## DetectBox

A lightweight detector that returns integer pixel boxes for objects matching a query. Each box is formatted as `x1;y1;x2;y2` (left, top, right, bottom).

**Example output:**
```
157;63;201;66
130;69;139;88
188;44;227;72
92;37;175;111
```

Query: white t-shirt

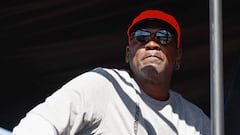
13;67;210;135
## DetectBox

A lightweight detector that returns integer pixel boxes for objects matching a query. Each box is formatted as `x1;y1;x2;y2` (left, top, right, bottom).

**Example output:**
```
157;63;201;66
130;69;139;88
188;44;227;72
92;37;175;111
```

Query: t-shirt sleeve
13;69;112;135
12;113;58;135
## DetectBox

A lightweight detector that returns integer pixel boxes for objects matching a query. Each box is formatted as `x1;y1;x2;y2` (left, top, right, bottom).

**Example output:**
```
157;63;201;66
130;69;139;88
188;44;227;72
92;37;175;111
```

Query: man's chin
141;65;163;76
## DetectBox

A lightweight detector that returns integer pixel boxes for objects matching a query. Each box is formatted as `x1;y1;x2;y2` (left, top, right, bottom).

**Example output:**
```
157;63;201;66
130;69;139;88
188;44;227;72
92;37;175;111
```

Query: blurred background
1;0;239;134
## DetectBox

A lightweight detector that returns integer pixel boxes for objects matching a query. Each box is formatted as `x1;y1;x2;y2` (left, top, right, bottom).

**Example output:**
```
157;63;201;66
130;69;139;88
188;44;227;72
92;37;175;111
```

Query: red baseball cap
127;10;181;48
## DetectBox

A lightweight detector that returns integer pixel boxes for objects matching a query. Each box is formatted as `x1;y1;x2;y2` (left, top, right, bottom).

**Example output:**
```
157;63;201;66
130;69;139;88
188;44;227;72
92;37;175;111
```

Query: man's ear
175;48;182;66
125;46;130;63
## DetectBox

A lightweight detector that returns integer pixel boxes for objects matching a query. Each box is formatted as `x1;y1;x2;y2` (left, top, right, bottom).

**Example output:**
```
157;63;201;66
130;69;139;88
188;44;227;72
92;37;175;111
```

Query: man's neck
137;79;170;101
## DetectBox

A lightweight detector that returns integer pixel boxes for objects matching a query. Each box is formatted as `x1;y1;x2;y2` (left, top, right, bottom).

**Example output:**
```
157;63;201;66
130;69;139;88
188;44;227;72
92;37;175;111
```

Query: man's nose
145;40;161;50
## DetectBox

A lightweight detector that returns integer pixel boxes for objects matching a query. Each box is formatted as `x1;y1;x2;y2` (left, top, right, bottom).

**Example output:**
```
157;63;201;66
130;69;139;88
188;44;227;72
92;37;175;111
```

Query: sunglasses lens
131;29;174;45
134;30;151;43
156;30;173;45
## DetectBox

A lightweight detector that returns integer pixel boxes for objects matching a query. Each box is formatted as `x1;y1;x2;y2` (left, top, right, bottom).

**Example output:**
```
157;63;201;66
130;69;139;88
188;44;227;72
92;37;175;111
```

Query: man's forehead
138;21;169;29
132;19;165;29
132;19;177;36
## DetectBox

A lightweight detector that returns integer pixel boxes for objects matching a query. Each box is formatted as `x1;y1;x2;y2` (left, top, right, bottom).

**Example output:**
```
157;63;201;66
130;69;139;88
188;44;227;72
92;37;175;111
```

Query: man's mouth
142;54;162;61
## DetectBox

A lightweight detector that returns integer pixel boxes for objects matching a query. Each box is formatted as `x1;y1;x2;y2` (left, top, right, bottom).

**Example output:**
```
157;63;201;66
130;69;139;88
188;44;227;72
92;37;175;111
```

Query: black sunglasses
131;29;175;45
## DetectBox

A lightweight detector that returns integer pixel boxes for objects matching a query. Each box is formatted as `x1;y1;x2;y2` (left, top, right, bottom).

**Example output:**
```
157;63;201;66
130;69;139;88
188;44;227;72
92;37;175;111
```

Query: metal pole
209;0;224;134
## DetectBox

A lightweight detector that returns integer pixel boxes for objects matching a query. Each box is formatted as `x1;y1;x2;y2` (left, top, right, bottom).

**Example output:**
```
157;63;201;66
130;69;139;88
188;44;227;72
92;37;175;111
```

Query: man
12;9;210;135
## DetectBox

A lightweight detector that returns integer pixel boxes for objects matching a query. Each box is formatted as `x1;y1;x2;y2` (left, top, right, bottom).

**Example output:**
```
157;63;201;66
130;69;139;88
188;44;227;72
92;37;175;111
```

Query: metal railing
209;0;224;134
